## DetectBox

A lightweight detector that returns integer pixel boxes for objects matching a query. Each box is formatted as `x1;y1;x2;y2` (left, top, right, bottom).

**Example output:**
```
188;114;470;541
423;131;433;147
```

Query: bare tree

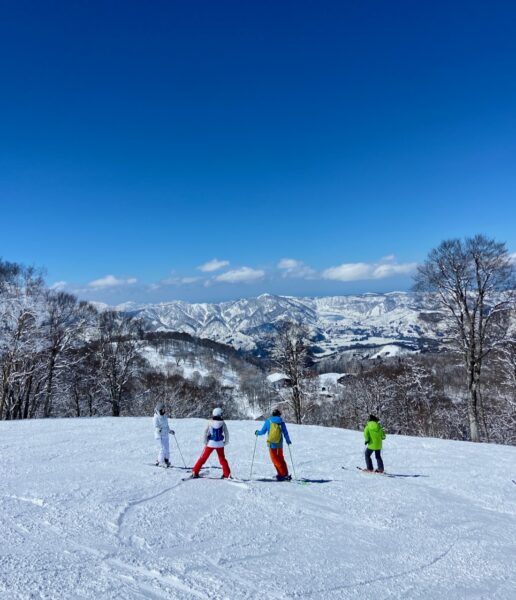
0;261;46;420
41;292;97;417
496;303;516;390
271;321;312;424
96;311;145;416
414;235;515;441
391;360;435;436
495;330;516;434
337;370;394;430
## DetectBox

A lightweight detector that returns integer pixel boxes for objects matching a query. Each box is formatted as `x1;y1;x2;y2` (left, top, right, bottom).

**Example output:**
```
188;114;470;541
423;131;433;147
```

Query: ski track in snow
288;540;457;598
113;479;187;544
1;418;516;599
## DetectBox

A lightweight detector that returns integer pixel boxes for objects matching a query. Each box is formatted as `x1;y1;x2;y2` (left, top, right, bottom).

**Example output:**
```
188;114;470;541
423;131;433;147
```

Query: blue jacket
256;416;291;449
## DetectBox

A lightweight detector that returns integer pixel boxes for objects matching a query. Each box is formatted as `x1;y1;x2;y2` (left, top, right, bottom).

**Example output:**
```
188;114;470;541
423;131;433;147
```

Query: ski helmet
212;407;223;417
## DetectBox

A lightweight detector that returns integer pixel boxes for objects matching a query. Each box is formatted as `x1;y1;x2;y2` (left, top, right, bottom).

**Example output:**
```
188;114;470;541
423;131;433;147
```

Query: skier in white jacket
191;407;231;478
153;401;175;467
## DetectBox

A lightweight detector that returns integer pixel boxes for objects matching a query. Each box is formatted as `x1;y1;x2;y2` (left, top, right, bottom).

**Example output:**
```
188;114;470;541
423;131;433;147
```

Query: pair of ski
181;473;311;485
150;463;190;471
181;473;239;482
342;466;423;479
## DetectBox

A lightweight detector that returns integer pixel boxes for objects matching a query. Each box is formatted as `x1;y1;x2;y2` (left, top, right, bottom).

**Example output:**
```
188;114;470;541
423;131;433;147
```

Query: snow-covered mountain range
117;292;447;358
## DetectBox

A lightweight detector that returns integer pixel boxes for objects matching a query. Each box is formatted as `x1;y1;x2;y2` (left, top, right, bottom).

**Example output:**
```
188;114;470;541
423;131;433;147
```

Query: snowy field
1;418;516;600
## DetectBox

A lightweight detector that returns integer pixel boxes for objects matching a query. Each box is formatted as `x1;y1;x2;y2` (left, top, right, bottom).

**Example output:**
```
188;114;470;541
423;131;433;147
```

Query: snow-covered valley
2;418;515;599
118;292;447;358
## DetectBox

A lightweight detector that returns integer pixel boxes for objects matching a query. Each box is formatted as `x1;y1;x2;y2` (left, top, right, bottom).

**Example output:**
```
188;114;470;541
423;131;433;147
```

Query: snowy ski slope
1;418;515;599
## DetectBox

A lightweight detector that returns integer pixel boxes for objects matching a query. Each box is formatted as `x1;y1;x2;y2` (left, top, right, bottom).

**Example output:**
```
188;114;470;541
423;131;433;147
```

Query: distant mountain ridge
116;292;447;359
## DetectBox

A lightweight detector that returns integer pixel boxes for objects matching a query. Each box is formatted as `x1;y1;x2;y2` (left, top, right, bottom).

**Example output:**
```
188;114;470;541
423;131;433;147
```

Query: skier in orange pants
255;408;292;481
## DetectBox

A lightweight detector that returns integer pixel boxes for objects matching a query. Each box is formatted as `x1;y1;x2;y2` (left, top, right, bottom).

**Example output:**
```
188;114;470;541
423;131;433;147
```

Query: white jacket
153;412;171;439
203;419;229;448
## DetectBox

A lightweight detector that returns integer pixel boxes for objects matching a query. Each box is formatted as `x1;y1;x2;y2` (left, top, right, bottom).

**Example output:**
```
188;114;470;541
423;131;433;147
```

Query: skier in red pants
191;407;231;478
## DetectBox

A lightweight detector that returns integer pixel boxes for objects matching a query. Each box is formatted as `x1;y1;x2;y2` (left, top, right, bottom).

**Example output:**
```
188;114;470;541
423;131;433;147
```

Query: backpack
267;421;283;445
209;424;224;443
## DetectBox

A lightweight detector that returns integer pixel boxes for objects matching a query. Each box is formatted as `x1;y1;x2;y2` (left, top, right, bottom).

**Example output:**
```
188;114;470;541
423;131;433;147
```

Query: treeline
308;351;516;445
263;322;514;445
2;233;515;446
0;260;269;421
266;234;515;445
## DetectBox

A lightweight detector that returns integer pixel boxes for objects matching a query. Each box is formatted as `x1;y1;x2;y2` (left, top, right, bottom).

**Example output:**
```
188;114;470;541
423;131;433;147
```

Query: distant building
266;372;292;389
317;373;349;398
267;371;350;399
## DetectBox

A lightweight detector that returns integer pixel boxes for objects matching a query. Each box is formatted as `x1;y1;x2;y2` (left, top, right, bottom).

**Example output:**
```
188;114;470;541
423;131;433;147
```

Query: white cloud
215;267;265;284
372;262;417;279
322;263;373;282
161;276;201;286
198;258;230;273
277;258;316;279
509;252;516;264
322;259;417;282
88;275;138;289
278;258;301;270
49;281;67;290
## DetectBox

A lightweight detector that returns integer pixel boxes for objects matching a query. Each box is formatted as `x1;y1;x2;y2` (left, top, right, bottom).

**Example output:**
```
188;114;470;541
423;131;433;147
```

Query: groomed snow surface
1;419;516;600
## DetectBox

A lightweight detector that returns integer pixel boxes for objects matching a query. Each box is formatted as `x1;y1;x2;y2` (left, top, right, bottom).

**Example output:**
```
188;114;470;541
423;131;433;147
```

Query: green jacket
364;421;386;450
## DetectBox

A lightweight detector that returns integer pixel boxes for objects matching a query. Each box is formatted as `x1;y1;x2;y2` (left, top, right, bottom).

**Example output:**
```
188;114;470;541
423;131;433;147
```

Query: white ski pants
156;434;170;464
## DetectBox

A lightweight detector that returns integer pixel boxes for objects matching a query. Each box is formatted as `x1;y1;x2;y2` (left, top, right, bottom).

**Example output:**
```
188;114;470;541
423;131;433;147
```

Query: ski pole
287;443;297;480
172;433;187;469
249;434;258;480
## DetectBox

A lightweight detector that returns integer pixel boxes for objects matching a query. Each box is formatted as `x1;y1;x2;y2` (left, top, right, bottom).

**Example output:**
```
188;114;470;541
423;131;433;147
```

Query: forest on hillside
2;236;515;445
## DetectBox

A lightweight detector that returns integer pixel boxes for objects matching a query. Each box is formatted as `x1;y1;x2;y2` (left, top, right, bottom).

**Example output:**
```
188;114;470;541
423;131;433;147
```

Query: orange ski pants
269;447;289;477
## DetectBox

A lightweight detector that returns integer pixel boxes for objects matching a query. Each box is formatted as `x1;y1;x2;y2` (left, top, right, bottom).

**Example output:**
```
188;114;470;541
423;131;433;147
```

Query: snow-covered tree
40;291;97;417
95;311;145;416
271;321;313;424
0;261;46;419
389;360;435;436
414;235;515;441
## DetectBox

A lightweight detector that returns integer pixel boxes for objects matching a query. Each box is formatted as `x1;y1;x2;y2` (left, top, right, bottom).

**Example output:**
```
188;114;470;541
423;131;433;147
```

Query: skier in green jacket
364;414;386;473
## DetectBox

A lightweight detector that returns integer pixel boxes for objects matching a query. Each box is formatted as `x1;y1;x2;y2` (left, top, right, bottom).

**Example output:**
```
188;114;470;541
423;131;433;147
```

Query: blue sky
1;1;515;304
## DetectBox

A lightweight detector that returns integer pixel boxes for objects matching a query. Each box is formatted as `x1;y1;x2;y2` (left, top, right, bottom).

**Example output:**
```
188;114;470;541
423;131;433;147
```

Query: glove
287;441;292;445
254;430;259;435
364;441;369;446
169;430;175;435
224;441;229;446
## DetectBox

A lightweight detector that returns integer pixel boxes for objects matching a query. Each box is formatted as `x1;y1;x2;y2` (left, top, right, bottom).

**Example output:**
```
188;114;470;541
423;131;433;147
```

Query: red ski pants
269;447;289;478
193;446;231;478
